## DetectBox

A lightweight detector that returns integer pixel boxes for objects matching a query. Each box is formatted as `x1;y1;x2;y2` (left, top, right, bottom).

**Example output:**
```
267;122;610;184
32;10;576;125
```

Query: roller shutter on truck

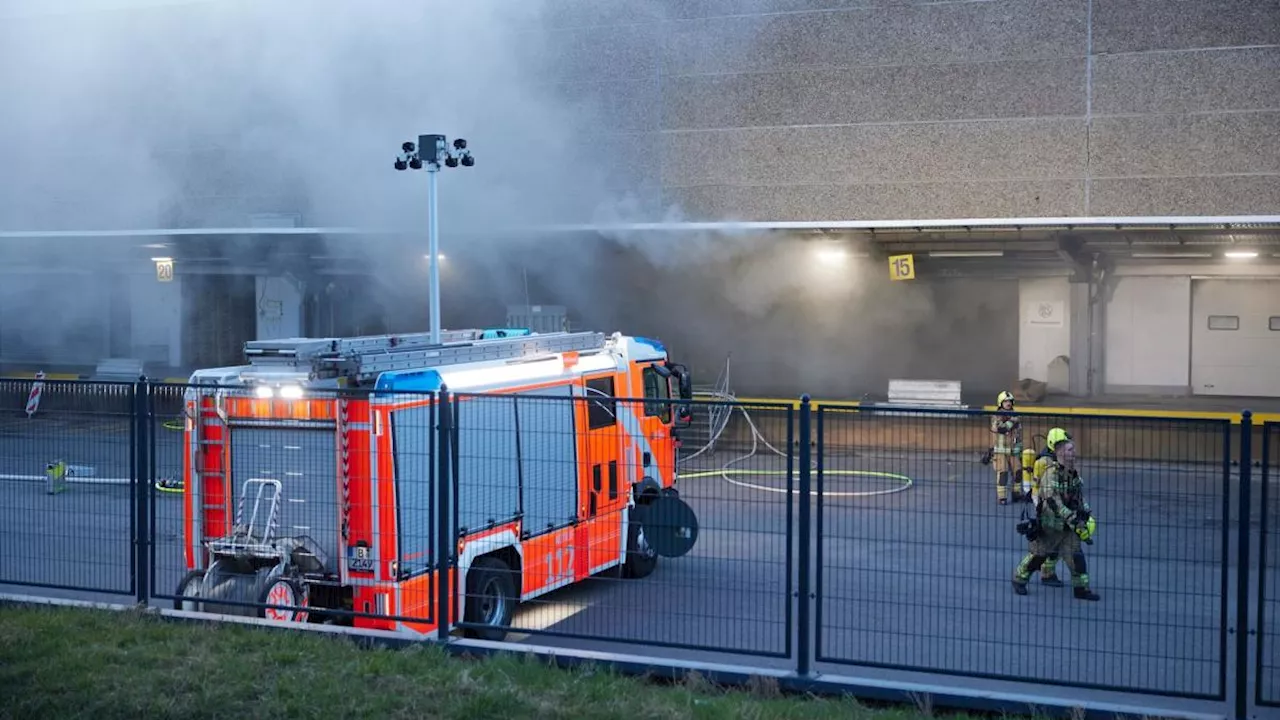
229;427;340;565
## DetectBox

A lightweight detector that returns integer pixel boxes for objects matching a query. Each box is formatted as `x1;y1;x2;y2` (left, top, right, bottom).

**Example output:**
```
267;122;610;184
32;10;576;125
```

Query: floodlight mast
394;134;475;345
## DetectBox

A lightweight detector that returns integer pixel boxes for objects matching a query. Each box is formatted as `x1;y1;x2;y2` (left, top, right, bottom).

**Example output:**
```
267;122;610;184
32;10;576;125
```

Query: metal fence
1262;421;1280;708
1;377;1275;718
814;405;1231;699
0;378;138;598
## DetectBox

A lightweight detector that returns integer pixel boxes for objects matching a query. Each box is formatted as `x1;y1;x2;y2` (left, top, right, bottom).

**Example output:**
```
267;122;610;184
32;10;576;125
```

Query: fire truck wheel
257;577;309;624
463;556;517;640
621;520;658;579
174;570;206;612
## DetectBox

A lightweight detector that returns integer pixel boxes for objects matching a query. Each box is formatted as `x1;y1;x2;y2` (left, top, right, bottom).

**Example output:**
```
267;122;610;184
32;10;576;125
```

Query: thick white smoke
0;0;979;397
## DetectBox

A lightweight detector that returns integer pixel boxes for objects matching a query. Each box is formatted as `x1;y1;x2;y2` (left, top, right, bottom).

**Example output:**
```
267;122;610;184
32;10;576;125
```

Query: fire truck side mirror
665;362;693;400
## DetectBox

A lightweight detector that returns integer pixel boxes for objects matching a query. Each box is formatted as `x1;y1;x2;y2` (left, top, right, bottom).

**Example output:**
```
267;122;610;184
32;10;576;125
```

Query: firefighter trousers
994;449;1032;501
1013;530;1087;588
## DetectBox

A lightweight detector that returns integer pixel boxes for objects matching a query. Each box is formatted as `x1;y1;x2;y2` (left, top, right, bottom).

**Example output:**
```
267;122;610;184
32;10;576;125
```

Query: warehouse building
0;0;1276;401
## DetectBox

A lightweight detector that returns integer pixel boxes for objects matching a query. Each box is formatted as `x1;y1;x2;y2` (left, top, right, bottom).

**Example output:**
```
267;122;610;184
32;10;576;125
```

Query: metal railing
1261;421;1279;708
0;377;1275;719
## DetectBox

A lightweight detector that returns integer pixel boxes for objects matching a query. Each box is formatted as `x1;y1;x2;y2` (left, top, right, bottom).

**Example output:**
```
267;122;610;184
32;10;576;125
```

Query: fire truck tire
463;556;518;641
257;577;309;624
621;520;658;579
174;570;206;612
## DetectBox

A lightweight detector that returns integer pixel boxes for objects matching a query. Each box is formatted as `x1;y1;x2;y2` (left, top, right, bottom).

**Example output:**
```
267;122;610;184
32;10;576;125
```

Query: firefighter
989;391;1026;504
1032;427;1072;504
1012;438;1100;600
1026;426;1072;586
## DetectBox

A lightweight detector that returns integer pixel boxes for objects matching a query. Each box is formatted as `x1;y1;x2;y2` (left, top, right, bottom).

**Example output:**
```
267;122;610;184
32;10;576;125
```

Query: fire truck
172;328;698;640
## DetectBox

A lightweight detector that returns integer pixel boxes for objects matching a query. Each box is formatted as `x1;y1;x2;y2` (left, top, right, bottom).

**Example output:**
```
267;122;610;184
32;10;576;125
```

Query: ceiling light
1224;250;1258;259
1131;252;1213;259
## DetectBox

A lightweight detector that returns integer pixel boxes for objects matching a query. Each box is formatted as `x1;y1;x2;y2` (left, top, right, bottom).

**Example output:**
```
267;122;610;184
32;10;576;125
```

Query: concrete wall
536;0;1280;221
1018;277;1071;391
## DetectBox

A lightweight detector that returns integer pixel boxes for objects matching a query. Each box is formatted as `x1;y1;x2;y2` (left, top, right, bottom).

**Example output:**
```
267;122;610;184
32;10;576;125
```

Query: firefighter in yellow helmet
1013;438;1100;600
1026;426;1072;586
1032;427;1073;504
989;391;1028;504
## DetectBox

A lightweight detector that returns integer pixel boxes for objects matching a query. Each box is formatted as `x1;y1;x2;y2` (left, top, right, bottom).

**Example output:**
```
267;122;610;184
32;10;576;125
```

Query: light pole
395;134;475;344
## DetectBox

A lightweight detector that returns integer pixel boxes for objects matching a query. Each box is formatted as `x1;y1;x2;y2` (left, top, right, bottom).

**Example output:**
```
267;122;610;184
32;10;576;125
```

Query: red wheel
257;577;309;623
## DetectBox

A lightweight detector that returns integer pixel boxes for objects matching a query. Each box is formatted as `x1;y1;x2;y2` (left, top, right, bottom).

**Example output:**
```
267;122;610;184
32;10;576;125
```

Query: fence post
797;394;813;677
436;387;453;643
134;377;152;606
1236;409;1252;720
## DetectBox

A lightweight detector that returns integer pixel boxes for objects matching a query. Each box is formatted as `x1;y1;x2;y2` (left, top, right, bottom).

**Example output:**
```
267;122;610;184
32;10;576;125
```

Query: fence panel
450;391;795;659
1260;421;1280;707
148;383;438;629
815;404;1231;699
0;378;137;597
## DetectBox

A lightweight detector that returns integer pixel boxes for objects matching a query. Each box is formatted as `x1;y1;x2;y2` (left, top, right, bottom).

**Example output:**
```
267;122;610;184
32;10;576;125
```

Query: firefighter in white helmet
989;391;1027;504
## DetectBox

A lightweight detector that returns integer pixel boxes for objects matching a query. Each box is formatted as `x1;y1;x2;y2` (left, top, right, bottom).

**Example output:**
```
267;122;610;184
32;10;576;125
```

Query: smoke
0;0;1001;397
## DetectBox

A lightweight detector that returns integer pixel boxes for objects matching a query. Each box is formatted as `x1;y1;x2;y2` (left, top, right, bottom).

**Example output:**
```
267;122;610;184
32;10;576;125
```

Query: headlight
279;385;304;399
254;385;274;399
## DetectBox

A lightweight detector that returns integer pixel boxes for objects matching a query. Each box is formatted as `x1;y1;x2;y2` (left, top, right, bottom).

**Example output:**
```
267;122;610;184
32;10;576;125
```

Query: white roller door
1190;279;1280;397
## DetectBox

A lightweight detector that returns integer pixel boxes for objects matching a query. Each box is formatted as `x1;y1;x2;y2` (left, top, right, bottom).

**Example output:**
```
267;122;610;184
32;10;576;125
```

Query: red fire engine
172;328;698;639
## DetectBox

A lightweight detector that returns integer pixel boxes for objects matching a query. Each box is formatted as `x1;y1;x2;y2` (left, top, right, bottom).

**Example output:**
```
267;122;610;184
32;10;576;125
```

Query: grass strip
0;603;979;720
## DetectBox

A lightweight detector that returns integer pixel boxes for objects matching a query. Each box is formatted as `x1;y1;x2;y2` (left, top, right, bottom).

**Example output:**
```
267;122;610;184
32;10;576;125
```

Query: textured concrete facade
533;0;1280;221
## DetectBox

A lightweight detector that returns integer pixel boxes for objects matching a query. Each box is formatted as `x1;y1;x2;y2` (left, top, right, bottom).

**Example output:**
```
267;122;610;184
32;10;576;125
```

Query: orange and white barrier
25;371;45;418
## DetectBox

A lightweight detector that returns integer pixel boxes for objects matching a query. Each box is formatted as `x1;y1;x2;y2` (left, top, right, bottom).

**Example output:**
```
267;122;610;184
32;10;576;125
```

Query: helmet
1046;427;1072;450
996;391;1014;406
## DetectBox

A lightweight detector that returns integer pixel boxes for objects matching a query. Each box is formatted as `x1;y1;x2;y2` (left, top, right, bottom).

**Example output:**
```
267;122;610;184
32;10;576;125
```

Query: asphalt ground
0;413;1276;704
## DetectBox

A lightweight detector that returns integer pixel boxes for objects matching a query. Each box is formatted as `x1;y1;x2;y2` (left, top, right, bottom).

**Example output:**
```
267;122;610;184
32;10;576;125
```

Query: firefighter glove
1074;515;1097;542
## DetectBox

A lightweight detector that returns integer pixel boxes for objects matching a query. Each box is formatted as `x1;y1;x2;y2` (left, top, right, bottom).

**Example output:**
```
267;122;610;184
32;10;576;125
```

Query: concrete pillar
1067;279;1092;397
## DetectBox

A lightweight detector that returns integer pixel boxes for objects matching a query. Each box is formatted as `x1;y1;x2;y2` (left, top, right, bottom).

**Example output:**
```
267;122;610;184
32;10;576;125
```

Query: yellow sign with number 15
888;254;915;281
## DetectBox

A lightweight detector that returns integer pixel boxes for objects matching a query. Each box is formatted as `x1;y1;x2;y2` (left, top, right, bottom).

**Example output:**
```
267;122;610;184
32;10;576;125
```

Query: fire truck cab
173;327;697;640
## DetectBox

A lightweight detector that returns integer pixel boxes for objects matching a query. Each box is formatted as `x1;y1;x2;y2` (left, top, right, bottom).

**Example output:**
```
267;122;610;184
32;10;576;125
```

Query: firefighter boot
997;471;1009;505
1040;554;1063;586
1074;587;1100;601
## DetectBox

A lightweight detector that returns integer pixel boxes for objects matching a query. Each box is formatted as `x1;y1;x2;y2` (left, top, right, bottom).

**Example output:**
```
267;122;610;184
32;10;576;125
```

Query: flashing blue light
480;328;531;339
632;336;667;356
374;368;444;394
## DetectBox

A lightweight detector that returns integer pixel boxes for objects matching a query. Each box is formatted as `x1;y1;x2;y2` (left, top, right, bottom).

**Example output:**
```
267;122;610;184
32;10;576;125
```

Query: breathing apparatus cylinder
1020;447;1036;479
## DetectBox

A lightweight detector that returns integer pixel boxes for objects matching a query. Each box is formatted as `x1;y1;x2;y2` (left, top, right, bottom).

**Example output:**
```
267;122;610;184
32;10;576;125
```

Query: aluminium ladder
241;329;611;385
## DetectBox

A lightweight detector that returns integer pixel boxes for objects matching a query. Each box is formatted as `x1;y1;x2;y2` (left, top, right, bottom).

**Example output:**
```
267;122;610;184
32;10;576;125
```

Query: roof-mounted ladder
241;329;611;384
